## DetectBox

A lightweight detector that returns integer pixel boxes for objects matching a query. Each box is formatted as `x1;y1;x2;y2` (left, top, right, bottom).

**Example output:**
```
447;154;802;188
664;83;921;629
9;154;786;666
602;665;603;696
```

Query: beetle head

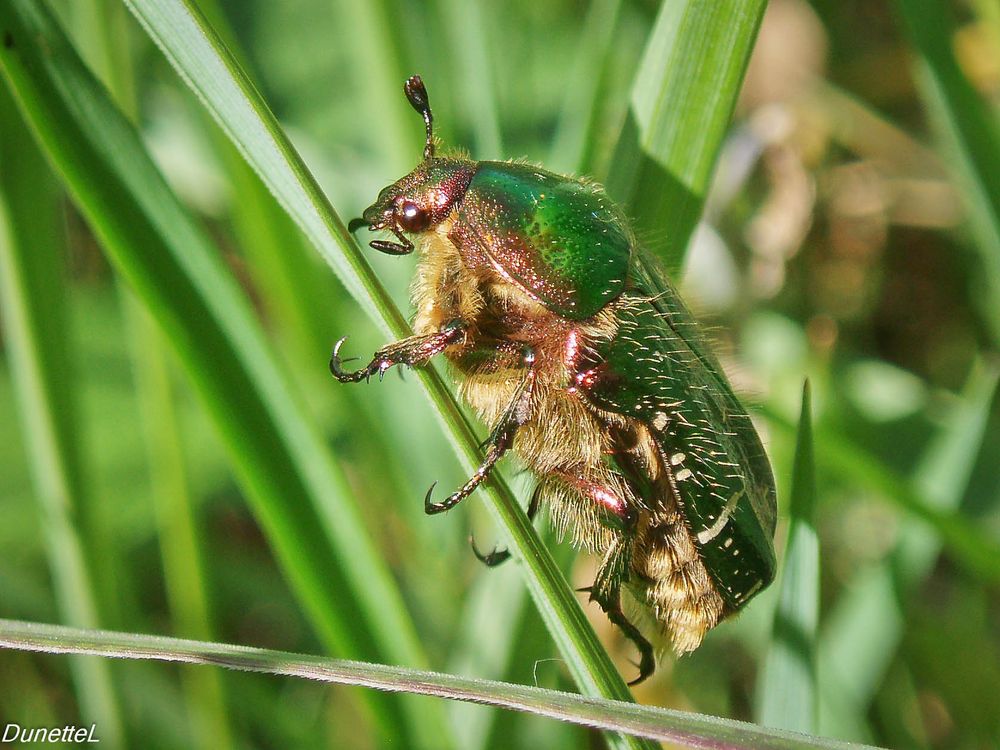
349;75;475;255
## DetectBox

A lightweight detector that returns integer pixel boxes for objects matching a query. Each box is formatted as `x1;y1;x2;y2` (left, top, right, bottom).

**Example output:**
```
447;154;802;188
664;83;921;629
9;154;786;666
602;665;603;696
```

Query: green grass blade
189;1;421;538
121;3;655;746
758;382;819;733
762;405;1000;587
446;576;527;747
817;361;1000;740
446;546;532;748
68;2;234;745
330;0;414;171
436;0;502;157
0;2;442;744
128;302;235;750
202;114;339;373
606;0;766;271
0;95;124;747
894;0;1000;344
123;0;390;330
970;0;1000;55
548;0;624;174
0;618;889;750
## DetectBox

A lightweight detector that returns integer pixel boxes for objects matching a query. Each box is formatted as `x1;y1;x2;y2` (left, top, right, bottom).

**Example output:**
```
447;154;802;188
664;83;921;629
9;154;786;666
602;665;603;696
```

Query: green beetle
334;75;776;684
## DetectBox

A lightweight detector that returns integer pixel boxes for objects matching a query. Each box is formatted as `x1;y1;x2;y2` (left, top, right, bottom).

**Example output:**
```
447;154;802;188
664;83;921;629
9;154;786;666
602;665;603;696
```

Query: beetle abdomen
633;511;725;652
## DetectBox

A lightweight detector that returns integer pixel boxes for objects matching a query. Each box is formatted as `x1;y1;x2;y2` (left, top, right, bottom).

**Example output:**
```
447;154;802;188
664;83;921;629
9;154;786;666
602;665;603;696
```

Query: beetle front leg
330;319;465;383
424;349;537;514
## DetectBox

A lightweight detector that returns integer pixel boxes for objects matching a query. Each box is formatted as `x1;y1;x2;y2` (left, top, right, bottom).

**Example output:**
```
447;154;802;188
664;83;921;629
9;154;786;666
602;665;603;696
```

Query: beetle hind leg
590;535;656;686
601;592;656;686
551;474;654;685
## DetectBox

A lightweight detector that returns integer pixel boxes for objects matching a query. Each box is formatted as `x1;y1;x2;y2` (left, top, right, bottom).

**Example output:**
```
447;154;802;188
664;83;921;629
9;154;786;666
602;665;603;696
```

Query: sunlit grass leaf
70;3;234;745
446;562;531;749
0;1;441;743
606;0;766;272
437;0;502;157
758;381;819;733
328;0;414;172
0;618;887;750
129;304;235;750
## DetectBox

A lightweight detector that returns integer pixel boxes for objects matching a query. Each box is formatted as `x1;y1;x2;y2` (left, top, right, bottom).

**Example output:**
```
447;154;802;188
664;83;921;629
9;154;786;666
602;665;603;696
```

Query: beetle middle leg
330;319;465;382
424;348;537;515
470;485;541;567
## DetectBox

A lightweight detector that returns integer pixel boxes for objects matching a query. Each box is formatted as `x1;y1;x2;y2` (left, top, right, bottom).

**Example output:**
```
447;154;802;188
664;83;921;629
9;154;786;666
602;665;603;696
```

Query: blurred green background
1;0;999;748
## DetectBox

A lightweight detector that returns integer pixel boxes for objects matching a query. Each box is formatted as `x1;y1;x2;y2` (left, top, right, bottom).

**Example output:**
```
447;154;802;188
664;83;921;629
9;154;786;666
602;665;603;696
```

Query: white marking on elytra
670;452;685;466
696;490;744;545
743;580;764;599
675;468;693;482
652;411;669;431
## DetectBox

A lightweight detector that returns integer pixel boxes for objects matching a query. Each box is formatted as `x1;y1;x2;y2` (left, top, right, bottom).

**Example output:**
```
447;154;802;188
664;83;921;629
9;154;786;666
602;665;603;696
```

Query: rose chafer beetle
334;75;777;684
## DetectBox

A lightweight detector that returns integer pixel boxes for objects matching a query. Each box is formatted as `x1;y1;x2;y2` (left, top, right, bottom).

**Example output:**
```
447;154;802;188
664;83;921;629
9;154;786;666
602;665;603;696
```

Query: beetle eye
397;200;430;232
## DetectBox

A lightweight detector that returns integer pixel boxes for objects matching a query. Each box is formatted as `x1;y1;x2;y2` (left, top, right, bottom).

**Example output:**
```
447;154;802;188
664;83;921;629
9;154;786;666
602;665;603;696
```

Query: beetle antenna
404;75;434;160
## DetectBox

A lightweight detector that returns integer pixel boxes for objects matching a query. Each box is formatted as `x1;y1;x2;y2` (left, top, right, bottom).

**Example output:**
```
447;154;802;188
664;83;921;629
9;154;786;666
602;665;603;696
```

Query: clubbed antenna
404;75;434;160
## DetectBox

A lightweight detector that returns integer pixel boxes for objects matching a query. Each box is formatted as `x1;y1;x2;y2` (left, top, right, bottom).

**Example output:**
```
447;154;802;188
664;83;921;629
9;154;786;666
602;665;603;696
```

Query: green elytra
588;262;777;609
338;75;777;678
